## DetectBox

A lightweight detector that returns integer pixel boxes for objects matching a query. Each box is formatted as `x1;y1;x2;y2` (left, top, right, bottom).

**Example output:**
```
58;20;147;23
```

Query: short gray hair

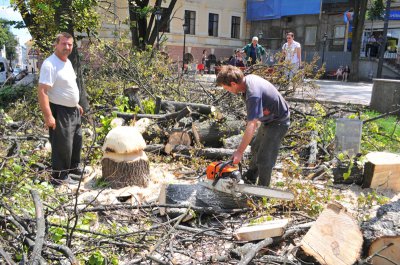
252;36;259;42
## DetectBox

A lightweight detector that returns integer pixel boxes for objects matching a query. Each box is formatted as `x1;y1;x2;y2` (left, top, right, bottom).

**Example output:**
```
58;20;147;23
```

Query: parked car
0;56;12;85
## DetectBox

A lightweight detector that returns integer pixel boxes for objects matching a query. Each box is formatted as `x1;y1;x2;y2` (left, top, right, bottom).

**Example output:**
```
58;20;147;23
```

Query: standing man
216;65;290;187
282;32;301;79
38;32;84;185
242;36;266;66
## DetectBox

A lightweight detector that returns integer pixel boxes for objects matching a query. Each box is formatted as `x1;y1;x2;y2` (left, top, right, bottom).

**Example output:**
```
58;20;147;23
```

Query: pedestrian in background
242;36;266;66
38;32;85;186
343;65;350;82
229;49;245;67
282;32;301;79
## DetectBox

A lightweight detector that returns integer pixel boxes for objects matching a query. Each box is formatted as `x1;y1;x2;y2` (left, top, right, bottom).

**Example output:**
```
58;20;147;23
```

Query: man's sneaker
68;167;90;181
51;176;79;186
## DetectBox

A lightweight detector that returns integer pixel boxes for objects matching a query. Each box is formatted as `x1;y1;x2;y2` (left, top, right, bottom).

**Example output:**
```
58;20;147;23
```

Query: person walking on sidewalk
216;65;290;186
38;32;85;186
282;32;302;80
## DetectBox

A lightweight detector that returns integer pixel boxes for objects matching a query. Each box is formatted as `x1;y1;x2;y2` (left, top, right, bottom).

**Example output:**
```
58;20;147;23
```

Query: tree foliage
0;19;18;62
367;0;385;20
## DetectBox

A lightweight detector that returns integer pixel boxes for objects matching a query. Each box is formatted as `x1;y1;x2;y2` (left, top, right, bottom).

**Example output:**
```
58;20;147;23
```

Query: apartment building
97;0;249;66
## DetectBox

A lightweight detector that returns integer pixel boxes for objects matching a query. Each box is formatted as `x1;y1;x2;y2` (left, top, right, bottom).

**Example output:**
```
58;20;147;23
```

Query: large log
115;106;192;123
145;144;250;160
363;152;400;191
361;199;400;265
301;202;363;265
193;119;245;147
159;183;248;216
160;100;216;115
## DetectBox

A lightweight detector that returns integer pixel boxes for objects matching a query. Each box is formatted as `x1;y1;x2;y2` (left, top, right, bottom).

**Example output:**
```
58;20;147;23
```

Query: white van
0;57;11;84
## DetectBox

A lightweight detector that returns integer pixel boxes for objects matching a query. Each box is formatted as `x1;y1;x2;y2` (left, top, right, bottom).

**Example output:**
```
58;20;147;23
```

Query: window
304;26;317;45
160;8;170;33
231;16;240;39
334;25;346;45
185;10;196;35
208;13;219;37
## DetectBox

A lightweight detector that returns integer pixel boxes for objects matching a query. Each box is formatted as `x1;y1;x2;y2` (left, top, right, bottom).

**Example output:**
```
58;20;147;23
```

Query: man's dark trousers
245;120;289;186
49;103;82;180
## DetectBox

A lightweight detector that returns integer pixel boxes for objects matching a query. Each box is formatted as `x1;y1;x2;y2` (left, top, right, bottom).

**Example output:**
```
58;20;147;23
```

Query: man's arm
38;83;56;129
232;119;259;164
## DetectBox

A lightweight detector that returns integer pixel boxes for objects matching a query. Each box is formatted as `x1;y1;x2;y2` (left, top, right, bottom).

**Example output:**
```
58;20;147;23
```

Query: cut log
193;120;245;147
361;199;400;264
158;183;248;215
301;202;363;265
160;100;216;115
164;131;192;154
234;219;289;241
368;236;400;265
363;152;400;191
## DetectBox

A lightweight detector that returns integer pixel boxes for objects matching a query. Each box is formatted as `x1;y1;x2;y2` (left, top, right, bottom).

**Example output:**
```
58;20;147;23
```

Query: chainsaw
199;160;294;200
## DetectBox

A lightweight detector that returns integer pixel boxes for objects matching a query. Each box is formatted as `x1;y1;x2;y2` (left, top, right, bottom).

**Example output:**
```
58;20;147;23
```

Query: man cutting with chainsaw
216;65;290;187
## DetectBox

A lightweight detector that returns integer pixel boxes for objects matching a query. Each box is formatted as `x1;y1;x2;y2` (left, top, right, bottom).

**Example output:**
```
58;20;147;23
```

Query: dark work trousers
49;103;82;180
246;120;289;186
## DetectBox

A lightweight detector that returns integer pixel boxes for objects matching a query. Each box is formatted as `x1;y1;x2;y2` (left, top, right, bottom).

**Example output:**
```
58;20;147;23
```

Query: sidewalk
304;80;373;106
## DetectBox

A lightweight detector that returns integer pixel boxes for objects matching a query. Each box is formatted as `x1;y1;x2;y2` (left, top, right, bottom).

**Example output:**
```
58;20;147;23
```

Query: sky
0;0;32;46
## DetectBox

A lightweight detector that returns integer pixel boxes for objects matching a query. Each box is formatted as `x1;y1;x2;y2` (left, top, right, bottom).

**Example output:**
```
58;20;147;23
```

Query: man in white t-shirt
282;32;302;79
38;32;84;186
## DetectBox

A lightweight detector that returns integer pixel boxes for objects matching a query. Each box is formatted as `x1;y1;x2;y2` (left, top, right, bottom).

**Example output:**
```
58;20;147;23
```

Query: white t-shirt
282;41;301;65
39;53;79;107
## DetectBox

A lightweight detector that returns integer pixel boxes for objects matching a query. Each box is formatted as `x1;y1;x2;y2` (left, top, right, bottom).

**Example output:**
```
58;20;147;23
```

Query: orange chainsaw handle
211;160;242;186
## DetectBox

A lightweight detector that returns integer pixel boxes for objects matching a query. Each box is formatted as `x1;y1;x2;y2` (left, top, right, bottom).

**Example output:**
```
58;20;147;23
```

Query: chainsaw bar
199;178;294;201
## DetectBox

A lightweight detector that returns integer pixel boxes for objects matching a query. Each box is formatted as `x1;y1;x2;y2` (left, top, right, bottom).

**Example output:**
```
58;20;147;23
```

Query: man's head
216;65;245;94
252;36;258;46
54;32;74;60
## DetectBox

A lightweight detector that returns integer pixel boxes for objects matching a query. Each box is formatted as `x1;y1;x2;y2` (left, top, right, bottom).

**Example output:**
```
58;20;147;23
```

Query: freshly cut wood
158;183;247;215
301;202;363;265
193;120;245;147
234;219;289;241
363;152;400;191
361;199;400;262
368;236;400;265
160;100;216;115
164;131;192;154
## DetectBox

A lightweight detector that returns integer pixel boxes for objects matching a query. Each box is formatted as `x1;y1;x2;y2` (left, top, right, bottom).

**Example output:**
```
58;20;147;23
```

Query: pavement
303;80;373;106
197;74;373;106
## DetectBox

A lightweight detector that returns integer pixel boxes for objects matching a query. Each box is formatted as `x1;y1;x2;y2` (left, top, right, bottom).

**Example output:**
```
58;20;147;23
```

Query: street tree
0;19;18;66
350;0;368;82
128;0;177;49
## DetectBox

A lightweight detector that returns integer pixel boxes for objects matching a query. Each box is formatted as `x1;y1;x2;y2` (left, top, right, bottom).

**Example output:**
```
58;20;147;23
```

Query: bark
193;119;245;147
101;158;150;188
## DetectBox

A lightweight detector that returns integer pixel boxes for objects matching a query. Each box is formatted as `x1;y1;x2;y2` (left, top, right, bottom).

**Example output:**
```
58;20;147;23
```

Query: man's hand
45;115;56;130
77;104;84;115
232;150;244;164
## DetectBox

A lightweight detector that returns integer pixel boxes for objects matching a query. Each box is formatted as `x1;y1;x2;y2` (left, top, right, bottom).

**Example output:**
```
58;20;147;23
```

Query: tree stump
102;126;150;188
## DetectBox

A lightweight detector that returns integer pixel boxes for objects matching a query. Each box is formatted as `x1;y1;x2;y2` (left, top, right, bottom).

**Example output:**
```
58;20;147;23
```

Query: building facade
97;0;250;67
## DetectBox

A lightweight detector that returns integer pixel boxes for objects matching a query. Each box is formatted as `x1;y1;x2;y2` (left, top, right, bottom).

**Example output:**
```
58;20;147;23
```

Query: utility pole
377;0;391;78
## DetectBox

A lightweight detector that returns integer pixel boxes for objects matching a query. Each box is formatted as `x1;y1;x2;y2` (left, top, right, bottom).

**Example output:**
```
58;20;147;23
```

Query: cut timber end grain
368;236;400;265
363;152;400;192
301;202;363;265
234;219;289;241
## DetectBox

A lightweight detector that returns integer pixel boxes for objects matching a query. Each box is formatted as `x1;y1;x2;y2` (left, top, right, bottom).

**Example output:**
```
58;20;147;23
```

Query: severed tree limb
0;245;16;265
44;242;78;265
116;106;192;123
160;100;215;115
237;238;274;265
146;208;191;263
29;190;46;265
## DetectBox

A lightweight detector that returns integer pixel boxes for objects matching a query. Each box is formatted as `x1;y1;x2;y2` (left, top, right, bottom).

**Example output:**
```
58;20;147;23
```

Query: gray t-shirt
244;74;289;123
39;53;79;107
